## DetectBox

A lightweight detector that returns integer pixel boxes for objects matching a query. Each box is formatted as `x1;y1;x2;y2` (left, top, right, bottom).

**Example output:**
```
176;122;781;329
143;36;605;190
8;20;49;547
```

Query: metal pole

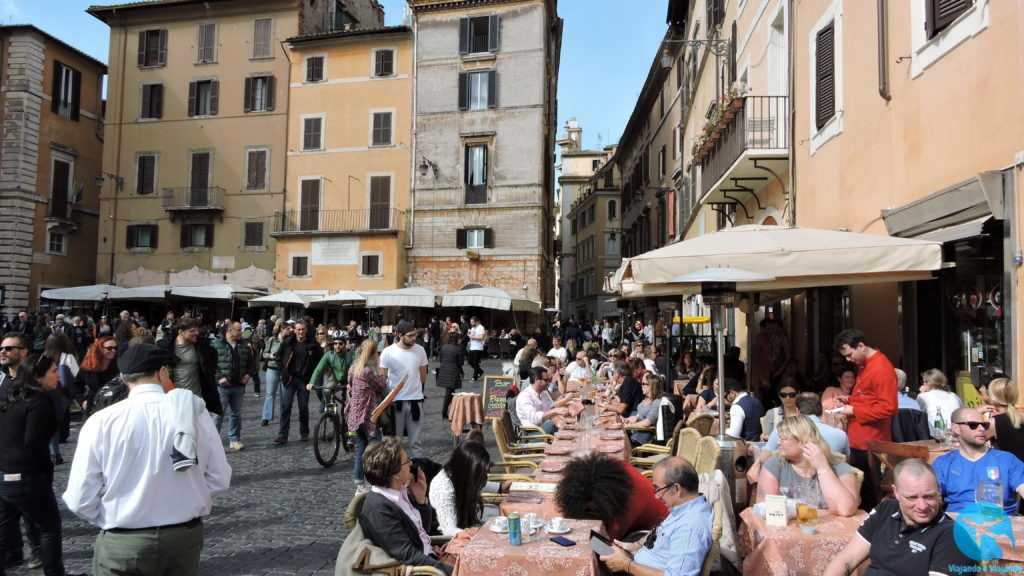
715;305;727;427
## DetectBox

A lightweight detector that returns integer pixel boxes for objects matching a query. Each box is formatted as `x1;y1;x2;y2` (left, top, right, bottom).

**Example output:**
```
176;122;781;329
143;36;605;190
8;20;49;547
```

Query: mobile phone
551;536;575;547
588;529;614;555
409;463;420;478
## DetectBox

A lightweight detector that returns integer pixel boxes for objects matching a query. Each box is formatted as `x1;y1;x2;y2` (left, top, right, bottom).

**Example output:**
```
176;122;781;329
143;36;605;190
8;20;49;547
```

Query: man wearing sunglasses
933;407;1024;514
598;457;712;576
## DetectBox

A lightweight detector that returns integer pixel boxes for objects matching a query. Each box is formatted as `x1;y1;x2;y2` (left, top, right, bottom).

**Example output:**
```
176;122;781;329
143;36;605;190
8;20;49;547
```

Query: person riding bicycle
307;331;354;446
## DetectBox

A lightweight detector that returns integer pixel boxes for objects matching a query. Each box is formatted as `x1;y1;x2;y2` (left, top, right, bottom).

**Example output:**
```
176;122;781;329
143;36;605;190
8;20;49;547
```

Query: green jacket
309;349;352;389
262;337;284;370
211;337;256;386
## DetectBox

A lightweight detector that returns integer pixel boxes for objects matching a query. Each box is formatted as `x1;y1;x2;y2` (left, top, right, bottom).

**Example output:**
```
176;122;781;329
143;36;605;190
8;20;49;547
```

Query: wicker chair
676;427;702;463
693;436;721;476
699;500;724;576
687;412;715;437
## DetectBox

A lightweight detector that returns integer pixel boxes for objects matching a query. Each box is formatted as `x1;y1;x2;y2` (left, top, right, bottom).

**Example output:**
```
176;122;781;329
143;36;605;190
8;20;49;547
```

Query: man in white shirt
725;378;765;441
379;320;429;458
63;344;231;576
517;366;575;434
565;350;592;381
547;337;568;362
466;317;487;382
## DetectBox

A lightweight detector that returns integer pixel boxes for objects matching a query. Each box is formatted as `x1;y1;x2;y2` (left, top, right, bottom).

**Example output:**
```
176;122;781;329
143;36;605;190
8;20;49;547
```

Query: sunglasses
0;346;25;352
779;392;797;398
955;421;990;431
102;345;118;351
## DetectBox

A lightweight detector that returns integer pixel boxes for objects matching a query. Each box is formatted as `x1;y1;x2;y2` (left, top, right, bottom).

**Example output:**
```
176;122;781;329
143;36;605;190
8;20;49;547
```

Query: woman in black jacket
0;354;74;575
436;332;464;420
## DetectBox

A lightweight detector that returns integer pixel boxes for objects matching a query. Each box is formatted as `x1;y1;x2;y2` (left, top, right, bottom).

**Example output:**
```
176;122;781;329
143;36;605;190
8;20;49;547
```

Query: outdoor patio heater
670;268;775;510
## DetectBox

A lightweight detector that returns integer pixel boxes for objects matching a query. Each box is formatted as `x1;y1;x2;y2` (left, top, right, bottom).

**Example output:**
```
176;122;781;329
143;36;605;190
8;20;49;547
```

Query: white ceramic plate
545;524;570;534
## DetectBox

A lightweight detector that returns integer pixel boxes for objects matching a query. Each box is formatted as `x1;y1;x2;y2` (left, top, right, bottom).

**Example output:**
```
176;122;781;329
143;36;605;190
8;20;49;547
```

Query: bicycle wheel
339;413;353;452
314;414;341;467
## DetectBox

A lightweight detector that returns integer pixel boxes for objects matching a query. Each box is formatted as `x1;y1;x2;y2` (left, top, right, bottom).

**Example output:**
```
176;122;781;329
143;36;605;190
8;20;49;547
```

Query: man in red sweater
835;328;898;511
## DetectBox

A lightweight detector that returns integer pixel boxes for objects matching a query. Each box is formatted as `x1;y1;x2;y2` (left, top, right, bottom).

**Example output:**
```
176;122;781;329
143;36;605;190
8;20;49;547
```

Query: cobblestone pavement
10;357;509;576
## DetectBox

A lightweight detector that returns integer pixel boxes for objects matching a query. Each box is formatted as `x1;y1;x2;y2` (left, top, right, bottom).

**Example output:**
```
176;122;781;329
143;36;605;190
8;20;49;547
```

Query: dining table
947;512;1024;566
738;506;870;576
448;392;484;437
450;517;606;576
901;438;954;463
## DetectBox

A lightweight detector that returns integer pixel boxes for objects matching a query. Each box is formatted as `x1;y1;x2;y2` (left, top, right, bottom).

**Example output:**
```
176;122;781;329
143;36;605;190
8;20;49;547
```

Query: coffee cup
551;517;564;530
494;516;509;530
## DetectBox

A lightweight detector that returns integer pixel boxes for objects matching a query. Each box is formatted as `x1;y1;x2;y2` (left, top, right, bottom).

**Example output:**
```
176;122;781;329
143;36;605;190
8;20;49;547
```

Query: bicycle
313;381;353;467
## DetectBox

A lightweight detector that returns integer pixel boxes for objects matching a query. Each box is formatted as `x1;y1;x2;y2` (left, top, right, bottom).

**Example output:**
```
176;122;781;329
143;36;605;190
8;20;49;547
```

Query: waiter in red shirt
835;328;897;511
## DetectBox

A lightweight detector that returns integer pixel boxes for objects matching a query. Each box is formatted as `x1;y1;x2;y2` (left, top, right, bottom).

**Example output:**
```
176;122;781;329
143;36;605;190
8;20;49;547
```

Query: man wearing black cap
379;320;428;458
63;344;231;576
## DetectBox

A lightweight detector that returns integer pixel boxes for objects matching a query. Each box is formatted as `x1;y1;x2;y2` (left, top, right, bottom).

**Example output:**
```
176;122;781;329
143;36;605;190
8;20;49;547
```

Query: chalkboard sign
483;375;516;419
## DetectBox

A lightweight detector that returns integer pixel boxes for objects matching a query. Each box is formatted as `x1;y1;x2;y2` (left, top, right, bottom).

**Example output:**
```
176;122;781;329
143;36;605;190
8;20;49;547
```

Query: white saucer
531;520;545;529
545;524;570;534
489;524;509;533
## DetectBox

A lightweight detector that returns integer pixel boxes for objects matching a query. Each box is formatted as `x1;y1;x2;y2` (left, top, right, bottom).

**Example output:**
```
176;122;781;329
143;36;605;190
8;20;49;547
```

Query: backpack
92;376;130;413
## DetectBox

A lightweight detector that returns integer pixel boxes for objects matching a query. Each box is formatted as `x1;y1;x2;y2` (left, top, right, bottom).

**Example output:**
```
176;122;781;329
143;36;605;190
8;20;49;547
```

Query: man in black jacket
273;320;323;445
157;319;222;415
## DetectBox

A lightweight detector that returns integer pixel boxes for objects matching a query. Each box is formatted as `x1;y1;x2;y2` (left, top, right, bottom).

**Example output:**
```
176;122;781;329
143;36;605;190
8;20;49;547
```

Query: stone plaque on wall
313;237;358;265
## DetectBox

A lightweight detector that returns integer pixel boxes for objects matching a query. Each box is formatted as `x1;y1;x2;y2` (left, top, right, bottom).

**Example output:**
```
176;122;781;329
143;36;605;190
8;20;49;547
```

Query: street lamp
418;157;438;177
95;172;124;191
660;37;732;70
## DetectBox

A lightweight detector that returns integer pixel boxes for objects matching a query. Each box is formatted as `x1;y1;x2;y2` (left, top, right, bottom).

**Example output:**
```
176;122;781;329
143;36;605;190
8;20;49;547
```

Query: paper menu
765;495;788;528
509;481;558;493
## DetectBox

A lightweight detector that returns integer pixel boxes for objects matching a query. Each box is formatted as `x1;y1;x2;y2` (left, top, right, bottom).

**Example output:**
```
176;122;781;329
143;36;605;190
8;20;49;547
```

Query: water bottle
934;411;946;439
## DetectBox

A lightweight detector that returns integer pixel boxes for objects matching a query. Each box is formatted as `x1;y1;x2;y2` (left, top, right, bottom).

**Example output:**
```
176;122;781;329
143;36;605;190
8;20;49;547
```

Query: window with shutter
466;229;485;249
302;117;323;150
369;176;391;229
246;75;274;112
374;49;394;76
306;56;324;82
455;229;467;249
243;221;264;247
51;62;79;120
191;80;217;116
300;179;321;231
141;83;163;119
360;255;380;276
465;145;487;204
291;256;309;277
246;149;267;190
459;15;500;55
371;112;392;146
138;30;167;67
253;19;272;58
463;71;492;110
137;155;157;195
926;0;974;39
814;22;835;131
197;23;217;63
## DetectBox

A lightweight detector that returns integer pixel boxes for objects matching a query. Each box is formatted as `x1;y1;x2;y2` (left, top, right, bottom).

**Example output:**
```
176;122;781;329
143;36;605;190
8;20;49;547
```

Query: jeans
0;475;65;576
250;370;261;395
278;380;310;439
262;369;280;421
394;401;424;458
212;386;245;442
353;424;382;484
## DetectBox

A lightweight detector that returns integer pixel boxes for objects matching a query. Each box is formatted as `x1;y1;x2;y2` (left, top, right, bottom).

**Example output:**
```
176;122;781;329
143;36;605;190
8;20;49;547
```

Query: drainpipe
787;0;796;226
405;12;418;286
877;0;891;101
109;16;129;284
278;39;292;285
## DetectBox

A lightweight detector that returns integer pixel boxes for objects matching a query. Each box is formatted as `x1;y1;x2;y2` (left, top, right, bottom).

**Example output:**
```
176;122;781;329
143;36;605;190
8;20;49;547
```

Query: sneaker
27;553;41;569
253;393;261;398
229;441;245;451
355;484;369;494
261;420;269;427
273;436;287;445
50;454;64;465
300;435;310;442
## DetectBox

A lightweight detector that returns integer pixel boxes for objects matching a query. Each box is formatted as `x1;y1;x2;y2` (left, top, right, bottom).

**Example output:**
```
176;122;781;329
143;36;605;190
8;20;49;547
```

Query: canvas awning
40;284;116;301
169;284;266;301
247;290;327;307
365;287;441;308
107;285;171;301
308;290;369;309
618;224;944;298
442;286;541;313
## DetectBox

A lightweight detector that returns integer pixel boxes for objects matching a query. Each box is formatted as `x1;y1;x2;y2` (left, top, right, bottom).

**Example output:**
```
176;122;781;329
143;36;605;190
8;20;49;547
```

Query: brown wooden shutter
265;76;275;110
484;228;494;248
300;179;320;230
204;224;214;247
70;69;81;120
488;15;500;52
459;18;470;54
243;77;253;112
51;64;60;113
141;85;151;118
815;22;835;131
209;81;219;115
180;225;190;248
487;70;497;108
926;0;972;38
126;225;137;249
149;225;159;249
456;229;467;249
153;84;163;118
138;155;155;195
158;30;168;65
138;32;147;66
188;81;197;116
458;72;468;110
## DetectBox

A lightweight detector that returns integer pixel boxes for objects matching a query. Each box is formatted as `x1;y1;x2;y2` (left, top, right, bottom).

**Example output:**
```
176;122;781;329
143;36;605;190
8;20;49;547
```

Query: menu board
483;375;516;419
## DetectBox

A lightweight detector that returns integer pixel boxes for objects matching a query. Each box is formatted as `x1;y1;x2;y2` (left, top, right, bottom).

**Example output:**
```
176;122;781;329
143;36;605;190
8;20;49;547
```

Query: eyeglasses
102;345;118;351
779;392;797;398
0;346;25;352
955;420;990;431
652;483;674;497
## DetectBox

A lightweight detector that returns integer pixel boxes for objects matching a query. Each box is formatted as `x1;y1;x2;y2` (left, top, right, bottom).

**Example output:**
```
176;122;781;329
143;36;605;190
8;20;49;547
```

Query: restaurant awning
247;290;327;307
442;286;541;313
617;224;944;298
107;285;172;301
169;284;266;301
40;284;117;301
365;287;441;308
308;290;370;309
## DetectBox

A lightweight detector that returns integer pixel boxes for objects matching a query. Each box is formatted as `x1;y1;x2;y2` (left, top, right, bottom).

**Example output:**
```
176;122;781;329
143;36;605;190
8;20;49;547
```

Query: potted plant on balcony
466;250;481;261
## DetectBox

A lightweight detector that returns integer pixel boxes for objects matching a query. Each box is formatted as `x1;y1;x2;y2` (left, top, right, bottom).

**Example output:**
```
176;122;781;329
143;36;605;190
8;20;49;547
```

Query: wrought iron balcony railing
272;208;407;234
162;187;226;212
699;95;789;197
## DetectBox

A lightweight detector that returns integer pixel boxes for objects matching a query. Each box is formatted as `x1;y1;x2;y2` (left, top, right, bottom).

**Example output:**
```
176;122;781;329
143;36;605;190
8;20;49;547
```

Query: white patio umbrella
441;286;541;314
618;224;944;298
247;290;325;307
169;284;266;301
40;284;116;301
365;287;441;308
106;285;171;301
308;290;369;309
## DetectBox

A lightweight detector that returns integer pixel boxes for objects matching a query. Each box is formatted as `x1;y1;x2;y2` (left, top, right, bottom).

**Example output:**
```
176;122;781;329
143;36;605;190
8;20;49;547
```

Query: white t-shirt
379;343;428;401
468;325;486;351
547;346;567;362
917;389;965;437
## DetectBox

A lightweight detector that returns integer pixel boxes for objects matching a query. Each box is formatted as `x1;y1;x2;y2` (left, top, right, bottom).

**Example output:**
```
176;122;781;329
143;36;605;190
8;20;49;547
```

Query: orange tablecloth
948;512;1024;566
449;393;484;436
901;439;954;464
452;517;604;576
738;507;869;576
500;490;560;518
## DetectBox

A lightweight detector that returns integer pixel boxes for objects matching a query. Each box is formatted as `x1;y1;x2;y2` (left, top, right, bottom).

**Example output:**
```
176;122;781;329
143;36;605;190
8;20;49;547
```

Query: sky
10;0;671;151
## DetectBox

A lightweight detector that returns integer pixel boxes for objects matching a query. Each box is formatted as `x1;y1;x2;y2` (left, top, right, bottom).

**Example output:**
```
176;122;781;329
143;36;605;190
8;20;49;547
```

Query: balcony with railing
270;208;407;236
45;198;78;233
162;187;226;217
696;95;790;200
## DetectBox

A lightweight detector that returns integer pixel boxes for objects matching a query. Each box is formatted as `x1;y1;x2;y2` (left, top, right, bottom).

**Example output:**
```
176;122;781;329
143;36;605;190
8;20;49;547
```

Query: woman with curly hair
554;453;667;540
74;336;119;415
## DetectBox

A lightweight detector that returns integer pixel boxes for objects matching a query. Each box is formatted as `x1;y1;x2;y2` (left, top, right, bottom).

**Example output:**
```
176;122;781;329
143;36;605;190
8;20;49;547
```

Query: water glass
975;480;1003;507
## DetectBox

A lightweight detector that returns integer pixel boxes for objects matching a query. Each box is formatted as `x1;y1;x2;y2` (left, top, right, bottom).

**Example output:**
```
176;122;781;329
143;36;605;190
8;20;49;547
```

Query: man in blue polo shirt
933;407;1024;514
824;459;974;576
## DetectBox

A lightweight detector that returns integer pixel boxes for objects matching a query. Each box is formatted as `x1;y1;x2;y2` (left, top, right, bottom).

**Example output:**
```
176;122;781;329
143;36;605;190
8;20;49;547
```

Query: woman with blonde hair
756;415;860;516
626;372;662;445
346;339;387;492
987;377;1024;460
916;368;964;438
